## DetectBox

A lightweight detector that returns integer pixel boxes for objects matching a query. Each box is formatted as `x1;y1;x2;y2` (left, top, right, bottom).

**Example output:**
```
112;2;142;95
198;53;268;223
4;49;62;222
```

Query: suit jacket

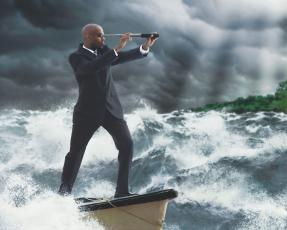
69;43;148;122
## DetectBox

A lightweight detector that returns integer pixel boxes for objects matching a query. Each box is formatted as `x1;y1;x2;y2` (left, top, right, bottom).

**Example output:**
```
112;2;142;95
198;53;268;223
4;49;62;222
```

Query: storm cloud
1;0;287;113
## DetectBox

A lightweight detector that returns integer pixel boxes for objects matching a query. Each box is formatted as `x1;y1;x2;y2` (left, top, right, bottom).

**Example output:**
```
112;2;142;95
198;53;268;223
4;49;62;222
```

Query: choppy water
0;106;287;230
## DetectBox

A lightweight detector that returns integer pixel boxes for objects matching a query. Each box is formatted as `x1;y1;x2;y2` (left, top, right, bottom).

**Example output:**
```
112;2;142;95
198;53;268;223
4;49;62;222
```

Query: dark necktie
91;47;104;56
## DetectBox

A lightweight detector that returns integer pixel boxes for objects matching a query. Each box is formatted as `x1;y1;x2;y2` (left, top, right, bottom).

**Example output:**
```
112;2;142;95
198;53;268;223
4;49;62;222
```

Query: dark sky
1;0;287;113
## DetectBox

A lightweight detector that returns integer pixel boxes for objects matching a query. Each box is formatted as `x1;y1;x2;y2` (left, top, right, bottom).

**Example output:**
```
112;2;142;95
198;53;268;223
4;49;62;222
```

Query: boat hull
76;189;178;230
83;200;168;230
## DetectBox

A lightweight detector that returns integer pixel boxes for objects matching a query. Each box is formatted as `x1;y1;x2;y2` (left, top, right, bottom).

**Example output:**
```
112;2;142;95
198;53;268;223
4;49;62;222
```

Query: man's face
89;27;105;48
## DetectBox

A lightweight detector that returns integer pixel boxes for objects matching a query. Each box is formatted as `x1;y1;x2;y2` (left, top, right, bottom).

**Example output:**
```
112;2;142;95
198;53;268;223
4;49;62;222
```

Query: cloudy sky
1;0;287;113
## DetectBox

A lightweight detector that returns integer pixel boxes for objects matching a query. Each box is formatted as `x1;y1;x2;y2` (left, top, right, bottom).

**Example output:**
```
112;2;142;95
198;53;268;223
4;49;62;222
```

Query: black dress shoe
114;192;139;198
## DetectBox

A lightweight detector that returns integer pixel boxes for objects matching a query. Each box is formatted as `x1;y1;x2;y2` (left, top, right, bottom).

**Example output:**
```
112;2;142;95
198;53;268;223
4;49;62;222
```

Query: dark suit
59;43;148;195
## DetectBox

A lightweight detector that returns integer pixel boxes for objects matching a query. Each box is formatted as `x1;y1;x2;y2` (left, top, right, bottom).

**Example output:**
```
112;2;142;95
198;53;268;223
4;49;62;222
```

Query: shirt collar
82;44;97;54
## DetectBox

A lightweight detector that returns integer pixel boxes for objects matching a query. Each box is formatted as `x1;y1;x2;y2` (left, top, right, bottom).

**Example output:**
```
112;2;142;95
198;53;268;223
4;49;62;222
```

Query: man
58;23;157;197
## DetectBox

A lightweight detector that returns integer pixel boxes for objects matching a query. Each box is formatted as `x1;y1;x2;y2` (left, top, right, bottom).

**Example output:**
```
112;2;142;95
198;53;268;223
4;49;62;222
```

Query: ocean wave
0;107;287;229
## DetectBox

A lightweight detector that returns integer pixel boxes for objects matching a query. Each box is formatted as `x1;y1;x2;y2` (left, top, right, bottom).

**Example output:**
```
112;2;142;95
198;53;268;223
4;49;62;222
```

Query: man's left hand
142;35;158;50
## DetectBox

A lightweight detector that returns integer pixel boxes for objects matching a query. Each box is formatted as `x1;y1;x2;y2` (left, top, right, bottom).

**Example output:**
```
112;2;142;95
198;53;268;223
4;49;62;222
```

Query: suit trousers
59;109;133;195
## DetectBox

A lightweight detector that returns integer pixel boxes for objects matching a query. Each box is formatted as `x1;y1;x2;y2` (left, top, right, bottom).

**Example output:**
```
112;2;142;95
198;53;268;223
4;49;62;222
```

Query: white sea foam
78;180;115;198
0;193;105;230
0;108;71;171
174;169;287;229
0;174;104;230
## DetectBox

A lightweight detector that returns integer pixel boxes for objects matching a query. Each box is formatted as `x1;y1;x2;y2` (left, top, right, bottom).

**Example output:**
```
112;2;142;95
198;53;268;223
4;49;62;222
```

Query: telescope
104;32;159;38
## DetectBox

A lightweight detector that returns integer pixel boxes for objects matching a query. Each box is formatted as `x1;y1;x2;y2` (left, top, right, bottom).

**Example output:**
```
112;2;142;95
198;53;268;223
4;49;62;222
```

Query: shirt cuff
113;49;119;56
140;45;149;55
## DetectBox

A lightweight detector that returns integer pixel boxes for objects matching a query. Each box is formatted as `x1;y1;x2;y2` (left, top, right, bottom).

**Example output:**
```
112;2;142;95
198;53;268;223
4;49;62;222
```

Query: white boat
75;189;178;230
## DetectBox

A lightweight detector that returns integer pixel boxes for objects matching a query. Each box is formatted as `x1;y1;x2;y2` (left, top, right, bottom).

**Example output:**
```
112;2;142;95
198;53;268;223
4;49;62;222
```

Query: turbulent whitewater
0;106;287;230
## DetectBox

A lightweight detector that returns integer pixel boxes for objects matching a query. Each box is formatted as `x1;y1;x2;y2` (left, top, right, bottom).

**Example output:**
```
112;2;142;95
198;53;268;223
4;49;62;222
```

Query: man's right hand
114;33;132;52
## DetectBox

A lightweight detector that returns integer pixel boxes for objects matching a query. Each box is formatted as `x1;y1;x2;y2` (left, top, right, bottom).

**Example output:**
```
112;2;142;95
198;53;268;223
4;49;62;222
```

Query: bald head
82;24;102;37
81;23;105;49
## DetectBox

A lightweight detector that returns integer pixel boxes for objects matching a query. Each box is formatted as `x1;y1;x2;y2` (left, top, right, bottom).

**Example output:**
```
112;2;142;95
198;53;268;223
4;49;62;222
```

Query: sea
0;105;287;230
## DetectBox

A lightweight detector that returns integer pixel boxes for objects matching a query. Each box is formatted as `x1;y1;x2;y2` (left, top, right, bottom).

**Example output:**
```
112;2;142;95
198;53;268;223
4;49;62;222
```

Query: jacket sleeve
69;50;118;76
111;47;148;66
